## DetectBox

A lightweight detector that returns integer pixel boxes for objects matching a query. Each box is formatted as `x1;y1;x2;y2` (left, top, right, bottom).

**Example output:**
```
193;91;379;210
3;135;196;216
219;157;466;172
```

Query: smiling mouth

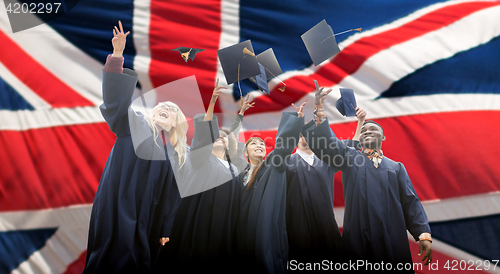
159;112;169;119
254;148;263;153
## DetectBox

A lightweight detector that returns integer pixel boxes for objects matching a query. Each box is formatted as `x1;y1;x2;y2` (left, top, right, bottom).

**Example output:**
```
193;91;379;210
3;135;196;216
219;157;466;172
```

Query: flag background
1;0;500;273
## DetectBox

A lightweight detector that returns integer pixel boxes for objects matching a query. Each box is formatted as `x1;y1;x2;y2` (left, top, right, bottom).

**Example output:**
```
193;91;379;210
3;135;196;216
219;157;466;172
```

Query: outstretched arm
352;107;366;141
229;94;254;142
100;21;138;136
204;78;227;121
312;79;332;126
302;80;351;170
267;100;307;172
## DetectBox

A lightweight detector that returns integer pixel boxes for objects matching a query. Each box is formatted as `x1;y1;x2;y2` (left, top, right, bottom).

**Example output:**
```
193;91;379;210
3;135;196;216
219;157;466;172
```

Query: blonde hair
147;101;188;168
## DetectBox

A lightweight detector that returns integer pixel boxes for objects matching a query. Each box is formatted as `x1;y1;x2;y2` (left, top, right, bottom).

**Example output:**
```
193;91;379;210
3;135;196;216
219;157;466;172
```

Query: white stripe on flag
240;1;500;103
0;2;103;106
0;106;104;131
132;0;155;94
333;191;500;228
236;93;500;131
0;61;50;110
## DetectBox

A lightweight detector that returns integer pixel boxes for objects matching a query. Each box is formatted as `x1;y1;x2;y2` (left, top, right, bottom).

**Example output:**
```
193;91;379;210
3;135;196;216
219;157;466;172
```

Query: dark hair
220;129;237;159
362;120;384;133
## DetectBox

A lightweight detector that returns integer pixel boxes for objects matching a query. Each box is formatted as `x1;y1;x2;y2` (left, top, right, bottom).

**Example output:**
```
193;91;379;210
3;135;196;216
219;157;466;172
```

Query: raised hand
239;94;255;115
313;80;332;106
291;99;307;118
204;78;227;121
211;78;227;103
355;107;366;122
112;21;130;57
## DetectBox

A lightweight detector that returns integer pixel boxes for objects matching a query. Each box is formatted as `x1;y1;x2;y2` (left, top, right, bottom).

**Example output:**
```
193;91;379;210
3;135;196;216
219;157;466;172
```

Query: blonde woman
84;22;187;274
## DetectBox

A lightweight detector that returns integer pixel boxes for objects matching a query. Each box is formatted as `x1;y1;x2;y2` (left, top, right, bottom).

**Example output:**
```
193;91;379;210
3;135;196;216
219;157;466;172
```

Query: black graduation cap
301;19;340;66
171;47;205;62
336;88;357;117
302;20;362;66
217;40;261;85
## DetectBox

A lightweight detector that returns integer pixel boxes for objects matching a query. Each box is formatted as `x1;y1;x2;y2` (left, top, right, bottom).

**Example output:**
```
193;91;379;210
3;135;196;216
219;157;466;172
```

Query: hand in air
239;94;255;115
112;21;130;57
292;99;308;118
313;80;332;106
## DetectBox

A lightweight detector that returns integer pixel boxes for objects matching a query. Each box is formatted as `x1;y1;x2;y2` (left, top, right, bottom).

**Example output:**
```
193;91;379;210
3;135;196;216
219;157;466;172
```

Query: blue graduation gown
236;112;304;274
285;153;342;262
153;114;239;273
84;69;181;273
302;119;430;270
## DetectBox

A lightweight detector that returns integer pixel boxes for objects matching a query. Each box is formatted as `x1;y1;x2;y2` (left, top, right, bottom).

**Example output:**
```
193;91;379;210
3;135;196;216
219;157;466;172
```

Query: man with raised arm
301;80;432;273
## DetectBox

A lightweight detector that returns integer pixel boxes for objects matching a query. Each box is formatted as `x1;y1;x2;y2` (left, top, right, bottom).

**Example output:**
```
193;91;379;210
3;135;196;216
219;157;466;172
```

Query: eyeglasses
158;104;179;113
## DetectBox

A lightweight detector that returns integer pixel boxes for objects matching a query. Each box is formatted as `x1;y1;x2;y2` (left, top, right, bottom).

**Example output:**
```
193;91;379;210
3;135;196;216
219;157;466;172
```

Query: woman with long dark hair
235;100;307;274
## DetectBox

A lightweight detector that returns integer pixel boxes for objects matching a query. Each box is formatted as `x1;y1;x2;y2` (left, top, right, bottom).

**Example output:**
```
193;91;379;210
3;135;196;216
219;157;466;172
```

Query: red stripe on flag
0;30;95;108
62;251;87;274
0;123;114;212
243;110;500;205
245;1;500;115
148;0;223;113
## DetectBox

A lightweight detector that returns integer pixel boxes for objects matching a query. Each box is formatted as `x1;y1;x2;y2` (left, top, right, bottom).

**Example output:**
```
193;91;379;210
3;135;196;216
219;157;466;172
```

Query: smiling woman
83;21;185;274
148;101;188;167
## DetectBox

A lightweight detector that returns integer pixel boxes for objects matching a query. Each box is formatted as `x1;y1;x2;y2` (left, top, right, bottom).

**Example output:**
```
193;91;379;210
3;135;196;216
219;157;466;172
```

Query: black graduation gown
285;153;342;263
302;119;431;272
153;114;239;273
84;69;181;274
236;112;304;274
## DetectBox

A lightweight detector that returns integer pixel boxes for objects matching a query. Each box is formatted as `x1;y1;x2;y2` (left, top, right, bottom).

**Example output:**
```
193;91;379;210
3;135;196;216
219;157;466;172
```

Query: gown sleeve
398;163;431;241
229;114;248;172
99;55;139;137
301;118;353;171
266;112;305;173
188;113;220;169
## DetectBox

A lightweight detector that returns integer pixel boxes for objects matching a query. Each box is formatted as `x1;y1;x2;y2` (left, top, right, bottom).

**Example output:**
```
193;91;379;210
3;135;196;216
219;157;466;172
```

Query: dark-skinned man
301;80;432;273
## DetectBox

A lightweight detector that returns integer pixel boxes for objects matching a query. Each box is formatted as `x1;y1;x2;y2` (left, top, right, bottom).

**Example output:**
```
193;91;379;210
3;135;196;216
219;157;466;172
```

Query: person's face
213;131;229;151
245;138;266;161
297;135;309;150
153;103;178;131
359;123;385;149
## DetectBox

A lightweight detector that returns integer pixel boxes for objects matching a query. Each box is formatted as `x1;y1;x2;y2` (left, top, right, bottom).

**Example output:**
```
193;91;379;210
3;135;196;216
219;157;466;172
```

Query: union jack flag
1;0;499;273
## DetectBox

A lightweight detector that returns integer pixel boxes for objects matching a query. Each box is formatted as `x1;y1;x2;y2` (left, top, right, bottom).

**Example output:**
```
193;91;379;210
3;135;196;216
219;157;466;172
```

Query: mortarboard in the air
217;40;261;85
256;48;286;92
248;63;270;94
336;88;357;117
246;48;286;94
171;47;205;62
301;19;362;66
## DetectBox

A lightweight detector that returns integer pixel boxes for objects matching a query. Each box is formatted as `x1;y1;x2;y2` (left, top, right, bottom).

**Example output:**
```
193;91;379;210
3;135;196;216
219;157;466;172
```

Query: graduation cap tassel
263;66;286;92
320;27;362;44
242;47;255;57
237;63;243;98
180;48;192;62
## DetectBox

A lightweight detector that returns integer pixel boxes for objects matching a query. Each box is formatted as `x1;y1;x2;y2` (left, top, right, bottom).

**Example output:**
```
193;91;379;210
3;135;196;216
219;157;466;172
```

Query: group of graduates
83;22;433;274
